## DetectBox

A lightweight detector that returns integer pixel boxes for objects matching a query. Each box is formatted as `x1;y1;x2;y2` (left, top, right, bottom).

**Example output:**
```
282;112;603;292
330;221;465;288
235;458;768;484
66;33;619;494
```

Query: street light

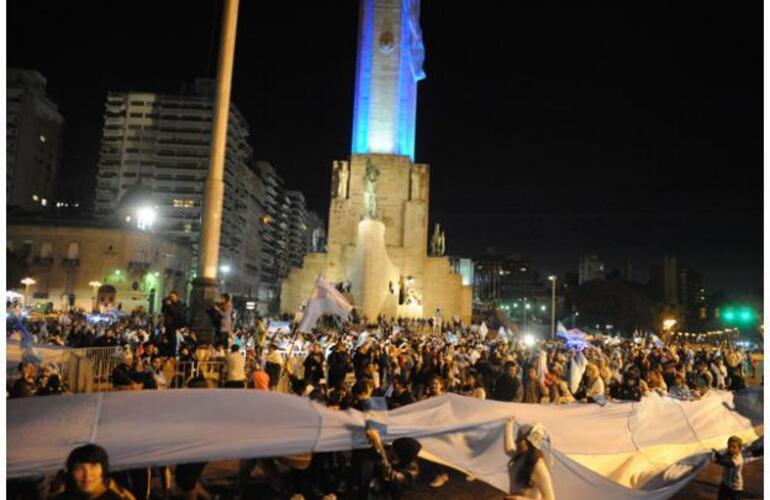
219;264;231;292
136;206;157;231
89;281;102;312
548;275;557;340
20;277;36;307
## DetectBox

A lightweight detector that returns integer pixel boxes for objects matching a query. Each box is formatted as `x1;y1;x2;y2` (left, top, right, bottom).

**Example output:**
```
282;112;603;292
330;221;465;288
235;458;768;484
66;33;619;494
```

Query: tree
570;280;659;335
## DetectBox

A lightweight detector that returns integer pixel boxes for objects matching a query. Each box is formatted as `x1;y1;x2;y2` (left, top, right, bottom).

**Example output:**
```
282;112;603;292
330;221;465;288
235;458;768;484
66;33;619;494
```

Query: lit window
41;198;47;207
32;194;39;201
39;135;46;143
172;199;195;208
183;223;192;233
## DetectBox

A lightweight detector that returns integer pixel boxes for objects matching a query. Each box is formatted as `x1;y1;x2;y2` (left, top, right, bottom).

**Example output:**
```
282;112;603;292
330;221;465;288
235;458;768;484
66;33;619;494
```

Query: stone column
190;0;240;345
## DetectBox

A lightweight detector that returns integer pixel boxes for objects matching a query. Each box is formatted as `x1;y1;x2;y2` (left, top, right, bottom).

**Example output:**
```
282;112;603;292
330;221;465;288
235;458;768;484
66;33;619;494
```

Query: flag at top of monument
297;276;354;333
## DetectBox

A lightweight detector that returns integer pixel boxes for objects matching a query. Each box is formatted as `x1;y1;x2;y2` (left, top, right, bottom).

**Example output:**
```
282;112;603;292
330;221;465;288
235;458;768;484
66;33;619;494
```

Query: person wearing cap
365;428;421;499
51;444;135;499
504;418;555;500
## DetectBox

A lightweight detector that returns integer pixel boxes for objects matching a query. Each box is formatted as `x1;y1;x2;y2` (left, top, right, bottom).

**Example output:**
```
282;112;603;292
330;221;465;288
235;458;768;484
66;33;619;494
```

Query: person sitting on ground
668;375;695;401
504;418;555;500
51;444;135;499
712;436;744;500
111;353;138;391
582;363;606;404
365;428;421;499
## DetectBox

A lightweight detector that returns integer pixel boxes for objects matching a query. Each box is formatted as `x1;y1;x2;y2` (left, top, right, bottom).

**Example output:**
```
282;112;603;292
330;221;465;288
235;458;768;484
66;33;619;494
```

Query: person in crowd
225;344;246;388
328;341;353;388
504;418;555;500
304;342;326;386
669;375;695;401
265;343;284;390
160;291;187;357
365;428;421;499
51;444;135;499
387;375;416;409
712;436;744;500
213;293;233;347
494;361;522;402
523;365;550;405
582;363;606;403
10;361;39;398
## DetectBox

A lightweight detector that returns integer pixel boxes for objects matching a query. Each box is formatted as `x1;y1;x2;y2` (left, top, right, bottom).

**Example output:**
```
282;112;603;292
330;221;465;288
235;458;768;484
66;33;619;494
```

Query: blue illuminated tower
351;0;425;161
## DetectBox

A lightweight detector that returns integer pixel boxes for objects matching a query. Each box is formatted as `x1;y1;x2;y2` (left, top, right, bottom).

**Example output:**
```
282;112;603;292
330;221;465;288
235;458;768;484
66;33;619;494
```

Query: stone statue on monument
431;223;441;255
331;162;340;197
364;158;380;219
337;161;349;198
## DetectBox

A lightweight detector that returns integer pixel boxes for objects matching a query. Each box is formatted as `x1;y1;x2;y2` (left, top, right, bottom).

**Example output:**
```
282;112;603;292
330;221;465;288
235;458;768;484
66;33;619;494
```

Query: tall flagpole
190;0;240;346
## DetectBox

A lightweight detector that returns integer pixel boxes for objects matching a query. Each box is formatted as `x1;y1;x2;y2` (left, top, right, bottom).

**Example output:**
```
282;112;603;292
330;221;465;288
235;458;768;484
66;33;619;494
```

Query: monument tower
281;0;472;323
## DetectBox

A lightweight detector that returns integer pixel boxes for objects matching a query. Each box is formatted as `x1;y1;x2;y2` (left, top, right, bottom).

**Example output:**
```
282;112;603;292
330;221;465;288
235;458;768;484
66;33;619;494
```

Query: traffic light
721;306;756;325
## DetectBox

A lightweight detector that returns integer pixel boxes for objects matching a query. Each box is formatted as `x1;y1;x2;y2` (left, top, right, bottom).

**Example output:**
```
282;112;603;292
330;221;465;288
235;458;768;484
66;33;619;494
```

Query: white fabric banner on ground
7;388;762;499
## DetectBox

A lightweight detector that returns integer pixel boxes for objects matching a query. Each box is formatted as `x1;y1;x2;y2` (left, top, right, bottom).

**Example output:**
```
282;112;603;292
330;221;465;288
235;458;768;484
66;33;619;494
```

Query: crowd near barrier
49;347;310;393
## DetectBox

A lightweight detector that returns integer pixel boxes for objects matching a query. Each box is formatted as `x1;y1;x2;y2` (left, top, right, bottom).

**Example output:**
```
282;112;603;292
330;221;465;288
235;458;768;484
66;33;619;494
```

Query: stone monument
281;0;472;323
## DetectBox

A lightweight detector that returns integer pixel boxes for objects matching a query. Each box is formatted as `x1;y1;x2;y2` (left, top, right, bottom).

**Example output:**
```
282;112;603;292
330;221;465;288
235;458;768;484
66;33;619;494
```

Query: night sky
8;1;763;295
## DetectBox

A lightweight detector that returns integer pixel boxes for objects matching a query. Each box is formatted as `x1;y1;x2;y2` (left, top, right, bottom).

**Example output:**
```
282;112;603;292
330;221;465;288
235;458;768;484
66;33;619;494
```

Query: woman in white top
583;363;605;403
504;418;556;500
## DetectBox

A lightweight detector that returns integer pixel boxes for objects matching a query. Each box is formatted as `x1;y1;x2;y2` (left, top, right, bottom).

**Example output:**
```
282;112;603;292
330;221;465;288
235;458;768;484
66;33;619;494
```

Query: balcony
62;258;80;267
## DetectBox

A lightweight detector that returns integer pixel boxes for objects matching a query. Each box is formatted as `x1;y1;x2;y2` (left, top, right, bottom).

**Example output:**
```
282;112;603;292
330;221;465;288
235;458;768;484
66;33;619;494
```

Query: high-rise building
649;255;679;305
7;69;64;212
578;255;605;285
255;161;292;311
678;267;705;323
286;191;309;269
472;254;548;311
94;81;311;310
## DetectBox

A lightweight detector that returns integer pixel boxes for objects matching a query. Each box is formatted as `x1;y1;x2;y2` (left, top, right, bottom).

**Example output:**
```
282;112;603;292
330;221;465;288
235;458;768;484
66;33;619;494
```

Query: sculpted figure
364;158;380;219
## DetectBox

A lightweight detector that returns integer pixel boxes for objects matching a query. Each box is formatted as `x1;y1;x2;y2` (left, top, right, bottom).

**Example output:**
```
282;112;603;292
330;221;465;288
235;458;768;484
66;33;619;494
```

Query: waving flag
298;276;353;333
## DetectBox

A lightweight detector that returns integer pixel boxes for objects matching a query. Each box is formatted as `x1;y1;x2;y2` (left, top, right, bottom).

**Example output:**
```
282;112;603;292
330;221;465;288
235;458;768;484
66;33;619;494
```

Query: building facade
92;81;315;313
650;255;679;305
8;220;191;313
578;254;605;285
473;254;549;311
7;69;64;213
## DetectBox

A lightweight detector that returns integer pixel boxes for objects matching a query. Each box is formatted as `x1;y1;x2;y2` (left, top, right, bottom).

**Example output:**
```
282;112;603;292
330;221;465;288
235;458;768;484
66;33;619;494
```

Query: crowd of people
6;292;761;499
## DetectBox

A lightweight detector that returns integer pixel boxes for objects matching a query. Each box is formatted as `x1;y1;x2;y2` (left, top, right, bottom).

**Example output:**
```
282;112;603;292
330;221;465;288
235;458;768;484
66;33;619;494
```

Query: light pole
89;281;102;312
548;275;557;340
573;311;579;329
20;277;36;308
524;301;531;333
190;0;241;346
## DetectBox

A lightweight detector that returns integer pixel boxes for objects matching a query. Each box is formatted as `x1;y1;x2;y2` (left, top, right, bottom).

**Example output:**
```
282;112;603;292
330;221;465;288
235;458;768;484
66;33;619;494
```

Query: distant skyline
7;1;762;295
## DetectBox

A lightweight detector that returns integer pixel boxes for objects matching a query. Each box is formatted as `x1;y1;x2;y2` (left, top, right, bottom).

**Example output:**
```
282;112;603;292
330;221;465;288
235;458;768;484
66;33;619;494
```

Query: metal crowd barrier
60;348;310;393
